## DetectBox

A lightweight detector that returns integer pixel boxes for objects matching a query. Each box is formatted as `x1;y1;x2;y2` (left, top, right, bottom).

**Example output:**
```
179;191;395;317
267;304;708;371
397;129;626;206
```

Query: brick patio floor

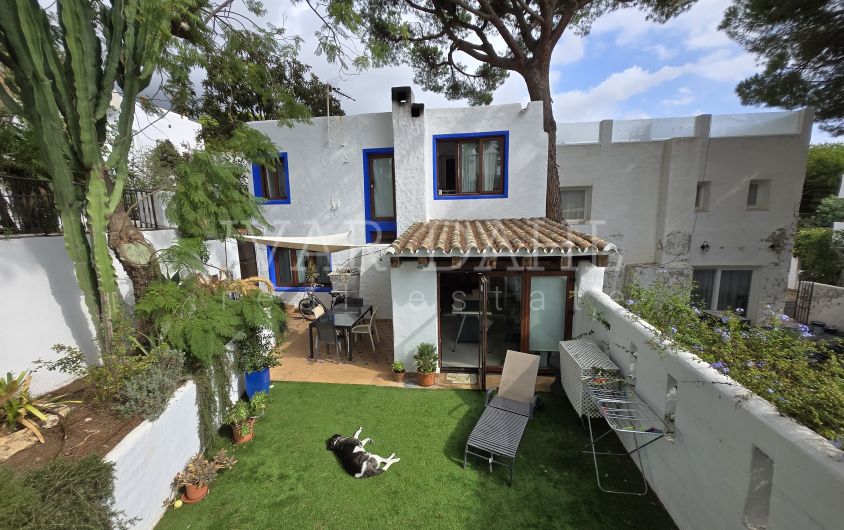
270;309;553;391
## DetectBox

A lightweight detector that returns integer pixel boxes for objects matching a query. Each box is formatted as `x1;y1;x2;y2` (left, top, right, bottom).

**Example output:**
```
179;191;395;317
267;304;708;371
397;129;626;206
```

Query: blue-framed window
266;246;332;292
362;147;397;243
252;152;290;204
433;131;508;200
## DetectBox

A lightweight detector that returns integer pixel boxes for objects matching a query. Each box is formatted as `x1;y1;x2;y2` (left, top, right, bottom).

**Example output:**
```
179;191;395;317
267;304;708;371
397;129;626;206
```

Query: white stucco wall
106;364;240;530
807;282;844;330
390;262;438;371
574;290;844;530
557;109;812;321
0;231;239;395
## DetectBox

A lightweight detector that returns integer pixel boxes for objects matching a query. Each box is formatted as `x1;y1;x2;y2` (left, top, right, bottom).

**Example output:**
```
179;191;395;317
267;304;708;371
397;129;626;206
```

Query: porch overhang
241;233;363;253
385;218;616;258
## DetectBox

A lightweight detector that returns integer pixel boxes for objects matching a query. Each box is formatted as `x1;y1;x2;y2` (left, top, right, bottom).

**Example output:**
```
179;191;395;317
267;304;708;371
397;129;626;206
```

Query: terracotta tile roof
386;218;616;256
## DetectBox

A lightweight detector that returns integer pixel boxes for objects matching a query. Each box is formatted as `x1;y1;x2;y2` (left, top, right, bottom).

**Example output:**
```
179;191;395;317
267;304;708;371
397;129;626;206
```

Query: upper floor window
253;153;290;204
560;186;591;222
270;247;330;288
695;181;711;211
434;132;508;199
746;179;771;210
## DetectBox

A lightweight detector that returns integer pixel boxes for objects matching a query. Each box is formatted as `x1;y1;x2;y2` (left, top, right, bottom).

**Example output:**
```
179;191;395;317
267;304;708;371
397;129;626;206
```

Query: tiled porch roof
386;217;616;256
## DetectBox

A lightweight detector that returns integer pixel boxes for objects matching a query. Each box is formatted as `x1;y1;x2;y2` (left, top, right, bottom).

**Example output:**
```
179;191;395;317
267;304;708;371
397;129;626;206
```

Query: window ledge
434;193;507;201
262;198;291;205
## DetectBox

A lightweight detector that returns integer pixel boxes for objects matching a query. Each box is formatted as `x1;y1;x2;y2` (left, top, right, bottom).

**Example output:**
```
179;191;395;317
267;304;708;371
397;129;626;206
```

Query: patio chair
315;318;343;364
463;350;540;486
351;306;380;351
485;350;541;418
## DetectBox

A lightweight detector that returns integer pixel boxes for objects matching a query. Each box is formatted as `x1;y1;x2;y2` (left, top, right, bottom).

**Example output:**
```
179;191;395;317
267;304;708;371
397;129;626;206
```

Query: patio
156;382;676;529
271;309;555;391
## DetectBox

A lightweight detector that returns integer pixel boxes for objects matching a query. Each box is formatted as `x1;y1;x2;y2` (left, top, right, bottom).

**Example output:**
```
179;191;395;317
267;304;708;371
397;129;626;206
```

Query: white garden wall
807;282;844;330
106;362;240;530
573;289;844;530
0;231;240;395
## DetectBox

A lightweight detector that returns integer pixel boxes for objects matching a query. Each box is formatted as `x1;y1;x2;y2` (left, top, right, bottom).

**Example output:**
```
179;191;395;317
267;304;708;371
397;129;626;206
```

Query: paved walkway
270;310;553;391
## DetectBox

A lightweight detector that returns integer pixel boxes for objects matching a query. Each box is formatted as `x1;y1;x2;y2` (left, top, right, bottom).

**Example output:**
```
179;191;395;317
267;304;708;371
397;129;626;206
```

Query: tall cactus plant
0;0;169;352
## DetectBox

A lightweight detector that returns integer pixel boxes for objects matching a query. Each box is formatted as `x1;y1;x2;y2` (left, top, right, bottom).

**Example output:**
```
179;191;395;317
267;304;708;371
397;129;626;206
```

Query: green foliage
391;361;405;373
0;371;48;441
249;391;269;418
234;331;279;373
112;348;186;421
194;27;343;143
720;1;844;136
192;352;235;450
413;343;438;374
800;144;844;215
0;456;130;530
621;281;844;441
794;228;844;283
174;450;237;488
127;139;185;190
815;195;844;228
224;393;267;436
164;128;274;240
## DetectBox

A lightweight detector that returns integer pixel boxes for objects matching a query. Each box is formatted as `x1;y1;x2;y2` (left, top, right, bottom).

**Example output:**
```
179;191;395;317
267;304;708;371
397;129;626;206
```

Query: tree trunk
107;203;161;308
524;61;563;224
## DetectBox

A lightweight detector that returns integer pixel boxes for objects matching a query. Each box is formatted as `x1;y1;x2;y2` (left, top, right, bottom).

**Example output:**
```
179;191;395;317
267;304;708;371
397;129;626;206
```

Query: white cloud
661;87;695;106
648;44;677;61
688;50;757;82
551;33;586;65
553;65;685;122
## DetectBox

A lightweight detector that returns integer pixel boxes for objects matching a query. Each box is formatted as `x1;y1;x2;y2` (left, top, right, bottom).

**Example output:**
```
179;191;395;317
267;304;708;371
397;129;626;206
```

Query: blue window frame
433;131;508;200
266;246;332;292
252;152;290;204
362;147;397;243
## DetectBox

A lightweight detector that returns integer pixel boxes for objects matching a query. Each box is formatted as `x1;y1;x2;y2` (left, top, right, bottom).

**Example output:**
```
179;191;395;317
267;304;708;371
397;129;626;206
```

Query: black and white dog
326;427;400;479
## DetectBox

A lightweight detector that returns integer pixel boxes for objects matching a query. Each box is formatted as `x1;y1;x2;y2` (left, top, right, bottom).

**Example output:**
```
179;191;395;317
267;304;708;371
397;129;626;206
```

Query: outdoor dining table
308;304;373;362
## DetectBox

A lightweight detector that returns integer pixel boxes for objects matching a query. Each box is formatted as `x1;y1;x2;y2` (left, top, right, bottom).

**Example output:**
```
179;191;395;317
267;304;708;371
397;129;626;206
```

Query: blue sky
278;0;838;144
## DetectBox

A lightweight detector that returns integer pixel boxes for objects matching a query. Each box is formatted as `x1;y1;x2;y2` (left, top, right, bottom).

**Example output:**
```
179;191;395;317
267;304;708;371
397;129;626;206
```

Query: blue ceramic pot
244;367;271;398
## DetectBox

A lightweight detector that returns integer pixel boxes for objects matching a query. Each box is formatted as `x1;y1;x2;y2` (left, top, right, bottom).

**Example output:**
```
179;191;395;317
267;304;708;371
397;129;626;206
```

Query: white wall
807;283;844;330
557;109;812;321
0;231;239;395
106;364;240;530
574;290;844;530
390;261;438;371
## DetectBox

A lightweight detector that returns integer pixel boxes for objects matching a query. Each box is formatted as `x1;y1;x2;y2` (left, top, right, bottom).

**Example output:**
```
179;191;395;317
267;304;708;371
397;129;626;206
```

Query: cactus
0;0;169;353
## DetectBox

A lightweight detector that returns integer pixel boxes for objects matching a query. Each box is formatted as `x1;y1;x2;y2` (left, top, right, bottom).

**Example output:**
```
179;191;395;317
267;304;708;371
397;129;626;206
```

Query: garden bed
1;379;140;473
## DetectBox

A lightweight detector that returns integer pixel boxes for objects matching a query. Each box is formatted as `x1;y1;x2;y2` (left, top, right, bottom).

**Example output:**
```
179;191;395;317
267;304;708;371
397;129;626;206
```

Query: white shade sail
241;233;363;253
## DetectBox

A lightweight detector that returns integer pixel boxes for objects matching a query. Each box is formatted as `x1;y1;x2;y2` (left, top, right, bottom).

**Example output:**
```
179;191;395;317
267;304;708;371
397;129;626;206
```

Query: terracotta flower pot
232;419;255;444
184;483;209;502
393;372;405;383
417;372;436;387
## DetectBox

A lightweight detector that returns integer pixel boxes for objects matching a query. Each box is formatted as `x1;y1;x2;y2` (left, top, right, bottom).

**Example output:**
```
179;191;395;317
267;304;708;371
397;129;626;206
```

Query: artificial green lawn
157;382;676;529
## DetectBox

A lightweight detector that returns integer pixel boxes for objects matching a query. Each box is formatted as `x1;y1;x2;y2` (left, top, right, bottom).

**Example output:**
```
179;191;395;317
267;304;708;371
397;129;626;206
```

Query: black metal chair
315;318;344;364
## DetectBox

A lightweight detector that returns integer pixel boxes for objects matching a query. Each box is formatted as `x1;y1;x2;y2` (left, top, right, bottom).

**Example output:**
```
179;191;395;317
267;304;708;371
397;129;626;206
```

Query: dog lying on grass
326;427;400;479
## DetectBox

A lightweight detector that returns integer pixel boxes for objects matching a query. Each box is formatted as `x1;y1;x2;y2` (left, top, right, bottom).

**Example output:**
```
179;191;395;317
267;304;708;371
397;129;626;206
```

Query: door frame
436;268;575;376
362;147;397;243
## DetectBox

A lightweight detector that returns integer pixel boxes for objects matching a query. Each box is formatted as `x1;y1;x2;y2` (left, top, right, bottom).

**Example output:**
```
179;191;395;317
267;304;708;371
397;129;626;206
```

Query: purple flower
721;331;731;342
693;307;701;315
767;388;774;394
798;324;810;333
671;326;678;334
833;439;843;450
757;361;766;368
710;361;730;374
626;299;635;306
746;361;754;368
801;331;813;338
735;308;745;315
693;344;703;351
780;314;790;322
721;316;729;324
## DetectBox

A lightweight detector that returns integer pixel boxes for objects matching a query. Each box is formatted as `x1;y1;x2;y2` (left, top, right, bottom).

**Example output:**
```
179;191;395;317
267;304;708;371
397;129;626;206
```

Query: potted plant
225;392;270;444
235;330;279;398
413;343;438;387
391;361;406;383
174;449;237;504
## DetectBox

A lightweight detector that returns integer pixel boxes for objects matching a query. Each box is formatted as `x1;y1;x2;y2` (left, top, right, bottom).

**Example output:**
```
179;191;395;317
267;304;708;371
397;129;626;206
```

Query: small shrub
0;456;131;529
111;348;186;421
391;361;405;373
234;330;279;373
620;281;844;442
413;343;438;373
174;450;237;488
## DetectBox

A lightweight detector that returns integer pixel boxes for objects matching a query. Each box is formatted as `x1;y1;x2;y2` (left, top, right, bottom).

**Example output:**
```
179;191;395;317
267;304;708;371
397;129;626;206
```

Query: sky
264;0;839;144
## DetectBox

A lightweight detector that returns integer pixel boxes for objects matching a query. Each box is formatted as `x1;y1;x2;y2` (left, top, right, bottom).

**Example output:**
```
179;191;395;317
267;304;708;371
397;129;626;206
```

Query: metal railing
0;174;162;236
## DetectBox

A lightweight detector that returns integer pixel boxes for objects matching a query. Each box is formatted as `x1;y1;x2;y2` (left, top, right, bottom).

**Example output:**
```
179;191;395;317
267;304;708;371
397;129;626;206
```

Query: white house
245;86;811;375
557;109;813;322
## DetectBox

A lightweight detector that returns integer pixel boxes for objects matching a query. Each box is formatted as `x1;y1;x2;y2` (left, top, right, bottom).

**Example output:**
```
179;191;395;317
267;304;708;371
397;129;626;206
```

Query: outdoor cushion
498;350;540;405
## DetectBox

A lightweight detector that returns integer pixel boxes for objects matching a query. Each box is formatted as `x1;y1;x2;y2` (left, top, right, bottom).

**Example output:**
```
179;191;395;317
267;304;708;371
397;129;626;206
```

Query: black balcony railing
0;175;61;235
0;175;162;236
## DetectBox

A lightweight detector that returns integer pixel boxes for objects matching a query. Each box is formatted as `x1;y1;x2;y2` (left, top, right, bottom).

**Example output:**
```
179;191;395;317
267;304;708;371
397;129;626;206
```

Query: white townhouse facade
245;87;811;373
